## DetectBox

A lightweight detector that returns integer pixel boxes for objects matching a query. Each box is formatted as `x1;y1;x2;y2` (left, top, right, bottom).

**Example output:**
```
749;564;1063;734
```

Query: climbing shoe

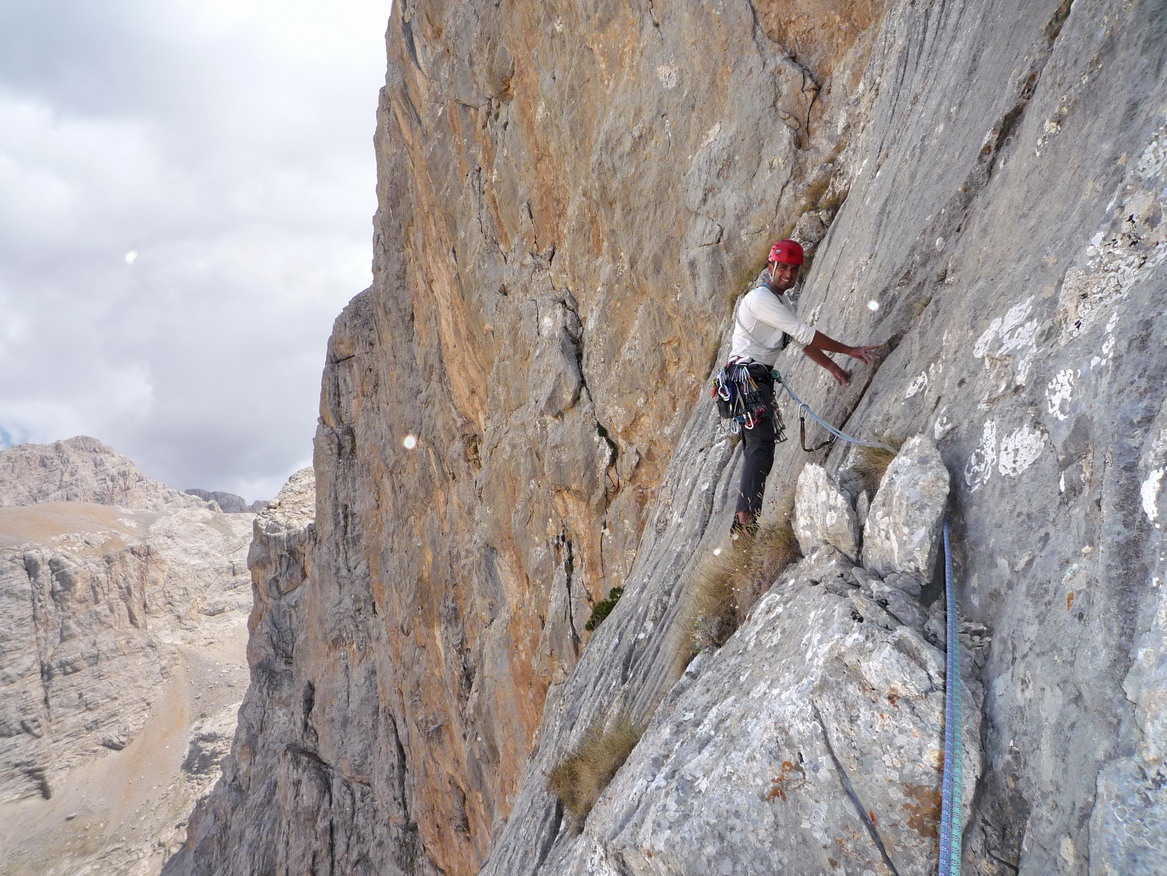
730;518;759;541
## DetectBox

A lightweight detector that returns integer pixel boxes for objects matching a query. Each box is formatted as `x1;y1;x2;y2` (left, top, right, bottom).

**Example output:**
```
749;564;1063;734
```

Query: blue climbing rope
938;518;963;876
773;372;896;453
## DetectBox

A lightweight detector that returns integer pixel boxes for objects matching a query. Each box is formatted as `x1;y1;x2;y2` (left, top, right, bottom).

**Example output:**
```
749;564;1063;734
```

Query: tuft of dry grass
547;713;643;824
850;436;904;495
682;514;801;654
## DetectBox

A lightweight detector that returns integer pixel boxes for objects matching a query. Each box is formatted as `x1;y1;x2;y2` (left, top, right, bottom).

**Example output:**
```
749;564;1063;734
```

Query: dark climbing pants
735;372;779;517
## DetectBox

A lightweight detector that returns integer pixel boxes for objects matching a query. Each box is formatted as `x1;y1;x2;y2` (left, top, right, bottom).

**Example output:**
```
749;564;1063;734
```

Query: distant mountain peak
0;436;204;511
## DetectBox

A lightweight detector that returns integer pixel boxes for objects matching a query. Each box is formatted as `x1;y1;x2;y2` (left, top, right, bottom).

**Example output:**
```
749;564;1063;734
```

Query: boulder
794;462;861;561
862;437;950;581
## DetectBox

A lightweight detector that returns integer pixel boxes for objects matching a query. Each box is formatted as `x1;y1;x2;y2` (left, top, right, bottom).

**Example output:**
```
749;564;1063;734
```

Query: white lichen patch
906;362;943;400
1046;369;1078;421
934;407;955;441
965;420;998;492
905;371;929;399
998;425;1046;478
1143;469;1164;523
972;296;1040;383
656;64;679;89
1090;311;1120;370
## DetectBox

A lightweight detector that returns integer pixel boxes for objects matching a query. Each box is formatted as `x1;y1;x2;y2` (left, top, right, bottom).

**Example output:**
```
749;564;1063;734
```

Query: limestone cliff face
170;1;1166;874
0;438;254;875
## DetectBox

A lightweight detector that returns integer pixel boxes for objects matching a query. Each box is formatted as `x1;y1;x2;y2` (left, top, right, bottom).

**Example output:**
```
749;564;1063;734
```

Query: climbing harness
938;517;964;876
711;361;786;440
712;362;897;455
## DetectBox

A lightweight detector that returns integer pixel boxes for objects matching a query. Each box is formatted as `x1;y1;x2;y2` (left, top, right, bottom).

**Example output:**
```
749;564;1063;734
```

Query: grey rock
857;494;871;529
853;567;928;631
862;436;950;580
170;468;418;876
550;550;978;876
184;490;252;514
0;441;254;875
0;437;204;511
181;703;240;780
794;462;861;561
884;571;926;600
0;543;167;802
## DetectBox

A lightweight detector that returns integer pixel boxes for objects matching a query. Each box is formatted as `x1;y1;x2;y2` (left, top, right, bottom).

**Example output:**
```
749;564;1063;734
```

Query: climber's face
769;260;800;291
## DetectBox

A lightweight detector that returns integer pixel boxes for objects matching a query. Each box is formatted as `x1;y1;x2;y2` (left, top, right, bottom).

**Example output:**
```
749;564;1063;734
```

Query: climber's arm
802;332;882;385
806;331;881;363
802;345;851;385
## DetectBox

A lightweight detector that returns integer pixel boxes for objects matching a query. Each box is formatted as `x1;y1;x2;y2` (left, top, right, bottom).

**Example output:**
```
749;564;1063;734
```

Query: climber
727;239;881;537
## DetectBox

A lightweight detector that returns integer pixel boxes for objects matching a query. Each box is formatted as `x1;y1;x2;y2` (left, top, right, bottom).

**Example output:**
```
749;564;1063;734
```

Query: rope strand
938;518;964;876
775;375;895;453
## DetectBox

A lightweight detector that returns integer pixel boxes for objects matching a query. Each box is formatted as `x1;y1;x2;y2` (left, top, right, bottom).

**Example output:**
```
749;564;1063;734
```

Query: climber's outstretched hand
848;343;882;365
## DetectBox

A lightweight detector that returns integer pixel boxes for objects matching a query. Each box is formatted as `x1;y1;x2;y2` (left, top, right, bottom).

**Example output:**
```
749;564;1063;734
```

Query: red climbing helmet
768;239;804;266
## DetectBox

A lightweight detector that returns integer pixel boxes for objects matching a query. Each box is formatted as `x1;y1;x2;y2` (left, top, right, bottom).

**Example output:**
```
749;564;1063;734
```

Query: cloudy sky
0;0;391;502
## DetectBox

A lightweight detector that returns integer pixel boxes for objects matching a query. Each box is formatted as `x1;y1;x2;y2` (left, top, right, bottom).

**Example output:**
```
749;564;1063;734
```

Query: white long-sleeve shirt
729;281;816;366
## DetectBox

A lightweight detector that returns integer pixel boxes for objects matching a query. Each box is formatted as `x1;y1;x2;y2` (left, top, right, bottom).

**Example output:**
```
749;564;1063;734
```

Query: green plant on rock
585;586;624;632
547;713;643;824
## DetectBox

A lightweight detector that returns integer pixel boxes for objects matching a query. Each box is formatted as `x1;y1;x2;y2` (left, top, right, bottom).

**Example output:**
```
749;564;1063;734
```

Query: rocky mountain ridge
0;436;208;511
489;436;985;875
167;1;1166;874
0;437;259;875
183;489;269;514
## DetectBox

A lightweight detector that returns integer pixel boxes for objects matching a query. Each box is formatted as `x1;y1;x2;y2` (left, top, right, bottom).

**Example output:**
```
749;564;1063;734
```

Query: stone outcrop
862;436;950;580
167;471;334;876
169;1;1167;875
794;462;861;560
0;436;205;511
183;489;269;514
0;439;256;875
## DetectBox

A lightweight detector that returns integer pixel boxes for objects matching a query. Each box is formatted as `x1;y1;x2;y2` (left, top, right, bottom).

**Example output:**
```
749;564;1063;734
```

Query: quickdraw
798;404;834;453
777;379;896;454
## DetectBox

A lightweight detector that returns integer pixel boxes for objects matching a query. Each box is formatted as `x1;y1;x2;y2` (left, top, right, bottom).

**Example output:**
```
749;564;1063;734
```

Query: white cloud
0;0;390;501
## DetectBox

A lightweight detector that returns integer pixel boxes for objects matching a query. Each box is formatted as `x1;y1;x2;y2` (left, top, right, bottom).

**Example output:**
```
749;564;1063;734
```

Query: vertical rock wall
171;1;1167;874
